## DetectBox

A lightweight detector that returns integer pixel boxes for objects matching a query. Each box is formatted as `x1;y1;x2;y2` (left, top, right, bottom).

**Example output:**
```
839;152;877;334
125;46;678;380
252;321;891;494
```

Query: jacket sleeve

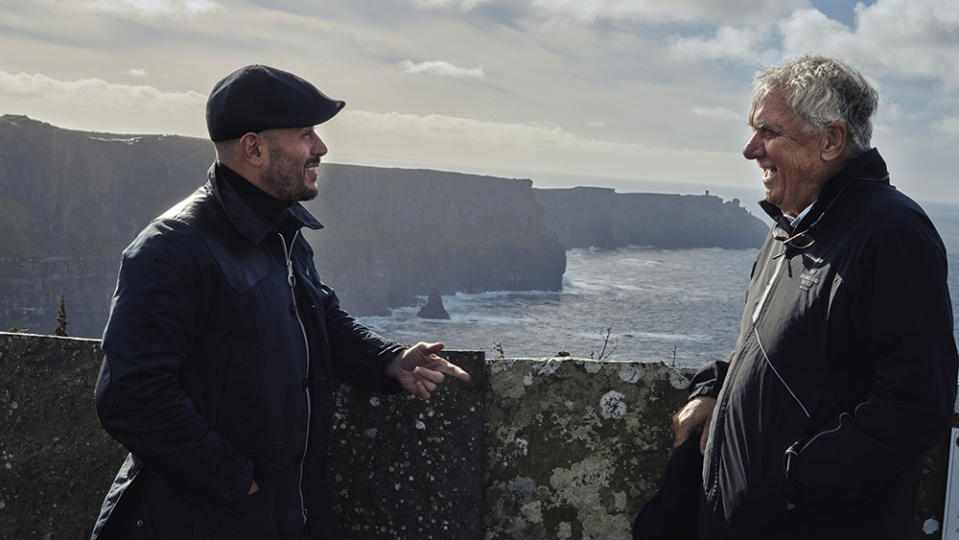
95;221;254;504
688;358;730;400
320;282;405;393
784;210;958;507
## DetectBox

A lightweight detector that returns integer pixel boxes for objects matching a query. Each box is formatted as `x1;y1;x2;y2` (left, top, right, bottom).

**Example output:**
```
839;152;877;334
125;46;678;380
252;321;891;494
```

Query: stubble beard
262;144;319;202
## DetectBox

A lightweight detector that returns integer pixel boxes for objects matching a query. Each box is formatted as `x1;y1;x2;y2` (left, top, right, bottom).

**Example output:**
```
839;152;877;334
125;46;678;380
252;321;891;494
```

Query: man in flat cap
90;64;471;540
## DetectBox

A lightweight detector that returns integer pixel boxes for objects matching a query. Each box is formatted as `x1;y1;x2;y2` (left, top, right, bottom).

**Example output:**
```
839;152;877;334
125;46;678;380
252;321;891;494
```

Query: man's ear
821;122;846;161
238;132;266;167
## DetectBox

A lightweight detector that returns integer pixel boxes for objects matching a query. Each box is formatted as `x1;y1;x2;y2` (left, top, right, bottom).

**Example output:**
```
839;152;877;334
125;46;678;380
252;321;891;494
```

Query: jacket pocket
194;483;280;540
99;465;192;540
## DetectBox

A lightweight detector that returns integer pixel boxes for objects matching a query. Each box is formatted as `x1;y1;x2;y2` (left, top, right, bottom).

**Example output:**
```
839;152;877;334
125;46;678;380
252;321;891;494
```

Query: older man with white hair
659;55;959;539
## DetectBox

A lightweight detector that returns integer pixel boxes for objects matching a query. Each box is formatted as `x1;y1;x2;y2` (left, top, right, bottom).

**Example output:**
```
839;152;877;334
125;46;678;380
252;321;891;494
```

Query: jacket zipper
278;231;312;530
751;253;785;324
706;245;787;501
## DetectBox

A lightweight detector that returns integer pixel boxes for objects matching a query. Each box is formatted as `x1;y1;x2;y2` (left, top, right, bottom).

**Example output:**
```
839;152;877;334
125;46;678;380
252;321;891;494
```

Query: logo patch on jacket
799;271;820;291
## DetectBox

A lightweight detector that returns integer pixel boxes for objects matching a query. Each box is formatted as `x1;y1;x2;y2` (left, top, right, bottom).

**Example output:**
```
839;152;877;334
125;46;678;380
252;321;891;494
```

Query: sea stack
417;289;451;320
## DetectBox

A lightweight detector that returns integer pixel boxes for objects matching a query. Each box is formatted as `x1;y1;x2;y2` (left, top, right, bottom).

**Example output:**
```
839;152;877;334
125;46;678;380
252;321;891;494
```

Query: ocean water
360;201;959;370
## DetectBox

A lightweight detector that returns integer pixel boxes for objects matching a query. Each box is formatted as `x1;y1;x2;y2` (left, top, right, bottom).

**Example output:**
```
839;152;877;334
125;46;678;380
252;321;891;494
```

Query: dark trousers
632;436;703;540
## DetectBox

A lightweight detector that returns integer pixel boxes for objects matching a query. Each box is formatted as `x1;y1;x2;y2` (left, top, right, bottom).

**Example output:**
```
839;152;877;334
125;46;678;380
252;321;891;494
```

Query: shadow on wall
0;333;952;539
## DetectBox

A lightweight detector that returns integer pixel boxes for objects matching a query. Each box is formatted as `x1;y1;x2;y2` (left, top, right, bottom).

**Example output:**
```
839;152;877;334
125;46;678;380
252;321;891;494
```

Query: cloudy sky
2;0;957;202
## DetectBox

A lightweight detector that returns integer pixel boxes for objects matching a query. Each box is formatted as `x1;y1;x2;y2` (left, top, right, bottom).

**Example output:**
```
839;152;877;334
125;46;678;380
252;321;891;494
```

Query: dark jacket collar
206;163;323;245
759;148;889;232
219;163;293;226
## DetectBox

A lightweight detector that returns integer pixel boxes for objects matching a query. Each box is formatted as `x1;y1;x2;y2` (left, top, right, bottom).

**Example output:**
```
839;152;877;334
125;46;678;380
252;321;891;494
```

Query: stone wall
0;333;953;539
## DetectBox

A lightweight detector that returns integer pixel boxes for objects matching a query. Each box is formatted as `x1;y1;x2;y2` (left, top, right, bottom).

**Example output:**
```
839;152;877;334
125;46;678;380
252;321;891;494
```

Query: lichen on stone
921;518;939;535
619;363;646;384
599;391;627;420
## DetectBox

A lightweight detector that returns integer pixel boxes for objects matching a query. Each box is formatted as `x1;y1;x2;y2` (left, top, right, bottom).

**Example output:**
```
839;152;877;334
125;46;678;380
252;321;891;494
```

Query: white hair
753;55;878;156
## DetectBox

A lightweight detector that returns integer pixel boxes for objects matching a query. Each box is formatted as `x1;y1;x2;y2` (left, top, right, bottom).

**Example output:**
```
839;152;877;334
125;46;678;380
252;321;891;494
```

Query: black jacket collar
759;148;889;232
206;163;323;245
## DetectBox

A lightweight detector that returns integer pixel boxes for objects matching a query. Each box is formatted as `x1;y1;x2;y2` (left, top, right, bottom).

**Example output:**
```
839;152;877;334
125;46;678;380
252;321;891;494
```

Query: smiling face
259;126;328;202
743;89;834;216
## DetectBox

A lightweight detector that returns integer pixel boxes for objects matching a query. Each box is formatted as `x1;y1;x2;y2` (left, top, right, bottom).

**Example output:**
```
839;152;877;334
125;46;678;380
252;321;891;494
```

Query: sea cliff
534;186;767;249
0;115;564;335
0;115;766;337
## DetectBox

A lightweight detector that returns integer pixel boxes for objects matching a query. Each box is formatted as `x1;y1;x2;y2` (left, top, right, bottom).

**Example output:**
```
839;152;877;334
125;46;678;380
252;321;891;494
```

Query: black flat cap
206;64;345;142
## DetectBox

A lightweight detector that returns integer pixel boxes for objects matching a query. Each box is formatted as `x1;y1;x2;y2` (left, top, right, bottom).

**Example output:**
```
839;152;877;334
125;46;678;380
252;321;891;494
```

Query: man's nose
312;132;328;156
742;132;763;160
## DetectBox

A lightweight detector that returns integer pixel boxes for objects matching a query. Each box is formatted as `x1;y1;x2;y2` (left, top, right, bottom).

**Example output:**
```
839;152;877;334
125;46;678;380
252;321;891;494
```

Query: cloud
779;1;959;88
406;0;805;23
938;117;959;136
0;71;204;111
660;1;959;90
74;0;220;17
124;68;148;77
690;106;742;122
531;0;804;23
323;108;753;186
876;99;904;123
671;26;771;63
0;71;208;136
399;60;485;80
585;120;606;128
342;110;600;149
409;0;492;8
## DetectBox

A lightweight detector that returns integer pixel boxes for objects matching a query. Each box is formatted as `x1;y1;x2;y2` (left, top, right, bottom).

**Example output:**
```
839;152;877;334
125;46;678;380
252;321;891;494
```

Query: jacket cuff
688;383;720;400
377;345;406;394
687;360;729;399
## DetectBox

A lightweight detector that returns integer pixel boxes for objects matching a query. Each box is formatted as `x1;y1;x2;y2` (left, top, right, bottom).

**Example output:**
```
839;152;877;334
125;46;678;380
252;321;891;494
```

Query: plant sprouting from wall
54;295;68;337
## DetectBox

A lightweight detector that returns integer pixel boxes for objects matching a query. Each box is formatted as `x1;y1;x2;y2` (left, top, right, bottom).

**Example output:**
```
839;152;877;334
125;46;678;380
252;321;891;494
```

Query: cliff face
0;115;565;335
306;164;566;314
0;115;765;337
0;115;213;259
534;186;769;249
0;115;215;337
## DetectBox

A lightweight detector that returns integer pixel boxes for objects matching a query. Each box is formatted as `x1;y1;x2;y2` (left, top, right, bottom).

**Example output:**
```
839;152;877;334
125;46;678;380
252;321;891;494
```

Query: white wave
368;312;538;327
452;314;538;326
447;289;560;302
625;331;712;341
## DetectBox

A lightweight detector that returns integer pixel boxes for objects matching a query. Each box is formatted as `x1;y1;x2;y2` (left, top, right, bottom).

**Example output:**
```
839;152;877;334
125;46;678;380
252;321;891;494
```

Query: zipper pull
286;259;296;288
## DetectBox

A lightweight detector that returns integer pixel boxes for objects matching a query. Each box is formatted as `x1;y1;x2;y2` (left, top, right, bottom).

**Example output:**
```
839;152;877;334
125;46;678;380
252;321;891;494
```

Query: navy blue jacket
91;164;403;539
691;149;958;539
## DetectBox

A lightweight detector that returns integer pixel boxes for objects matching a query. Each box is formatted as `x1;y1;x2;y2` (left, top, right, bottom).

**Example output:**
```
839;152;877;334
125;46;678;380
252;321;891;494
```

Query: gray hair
753;55;878;156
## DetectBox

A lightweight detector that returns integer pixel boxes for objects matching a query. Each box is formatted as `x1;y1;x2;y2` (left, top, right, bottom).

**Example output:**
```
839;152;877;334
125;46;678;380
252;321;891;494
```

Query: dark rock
417;289;451;319
534;186;769;249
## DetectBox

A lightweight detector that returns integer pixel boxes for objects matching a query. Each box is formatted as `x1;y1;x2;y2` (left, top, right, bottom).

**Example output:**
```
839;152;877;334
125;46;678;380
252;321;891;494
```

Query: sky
1;0;957;202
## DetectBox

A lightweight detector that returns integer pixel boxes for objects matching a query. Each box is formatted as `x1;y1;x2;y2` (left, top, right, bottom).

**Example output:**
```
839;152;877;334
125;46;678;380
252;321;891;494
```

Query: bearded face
260;127;326;202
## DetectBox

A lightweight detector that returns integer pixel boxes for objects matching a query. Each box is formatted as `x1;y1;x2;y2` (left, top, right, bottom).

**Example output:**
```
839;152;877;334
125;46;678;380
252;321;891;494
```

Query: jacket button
135;518;144;528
